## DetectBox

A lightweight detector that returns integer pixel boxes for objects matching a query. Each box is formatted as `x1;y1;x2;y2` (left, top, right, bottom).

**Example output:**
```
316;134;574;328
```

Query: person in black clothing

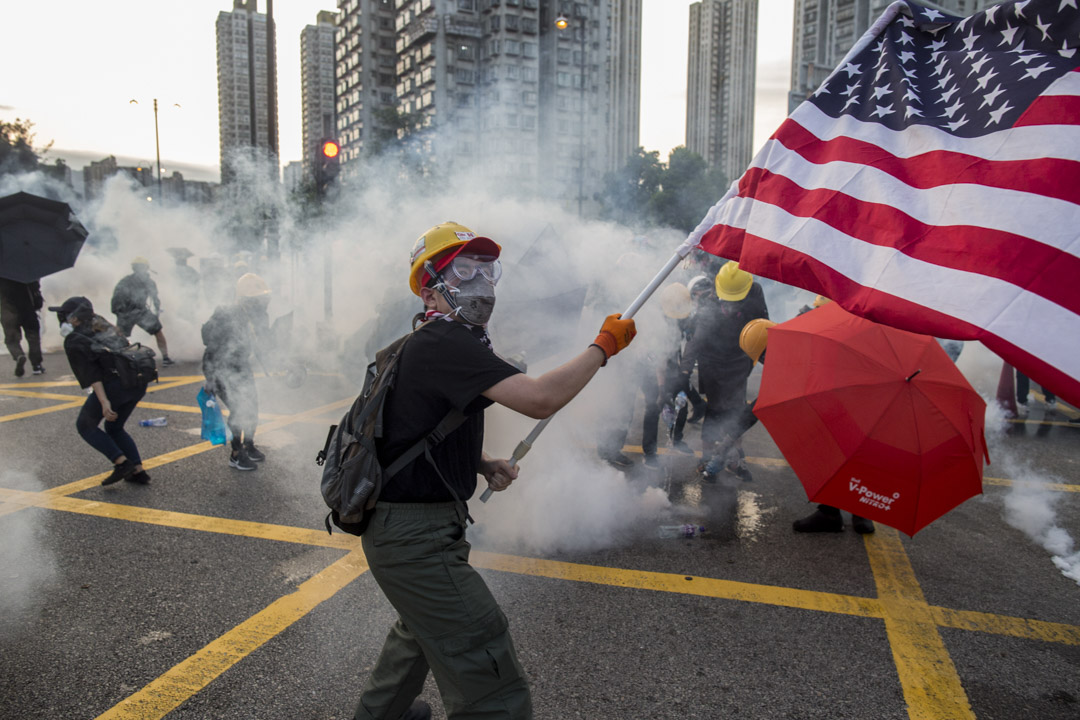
350;222;636;720
201;272;272;471
681;261;769;482
111;256;174;366
0;278;45;376
49;297;150;486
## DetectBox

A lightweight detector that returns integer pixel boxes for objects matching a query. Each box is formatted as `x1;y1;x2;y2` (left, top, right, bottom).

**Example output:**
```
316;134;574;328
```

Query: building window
458;0;476;10
489;15;500;32
506;64;520;79
506;113;518;127
456;67;476;84
505;39;520;55
505;14;520;31
522;42;537;58
557;71;571;87
458;42;476;60
523;67;537;82
522;16;538;33
522;91;537;105
523;0;537;8
557;47;571;64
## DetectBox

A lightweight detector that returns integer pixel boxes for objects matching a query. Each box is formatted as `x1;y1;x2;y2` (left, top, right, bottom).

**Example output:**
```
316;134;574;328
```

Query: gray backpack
316;332;466;535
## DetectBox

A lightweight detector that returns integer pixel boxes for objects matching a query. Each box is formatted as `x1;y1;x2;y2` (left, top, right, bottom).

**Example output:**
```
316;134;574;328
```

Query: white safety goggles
444;256;502;286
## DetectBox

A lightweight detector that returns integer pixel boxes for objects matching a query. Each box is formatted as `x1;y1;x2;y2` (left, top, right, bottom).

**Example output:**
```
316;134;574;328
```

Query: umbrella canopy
0;191;88;283
755;302;989;536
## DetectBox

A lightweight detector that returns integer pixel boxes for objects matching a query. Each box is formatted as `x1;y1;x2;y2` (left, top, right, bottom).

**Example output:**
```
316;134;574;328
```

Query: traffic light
314;138;341;198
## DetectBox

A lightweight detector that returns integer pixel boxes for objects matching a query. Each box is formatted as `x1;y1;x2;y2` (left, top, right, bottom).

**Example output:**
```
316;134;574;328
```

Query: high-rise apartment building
686;0;757;184
216;0;279;182
607;0;643;173
330;0;640;212
789;0;1000;111
336;0;398;170
301;11;339;183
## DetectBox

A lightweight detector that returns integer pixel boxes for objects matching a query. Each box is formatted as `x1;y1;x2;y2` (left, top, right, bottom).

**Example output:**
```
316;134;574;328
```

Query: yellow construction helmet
408;222;500;296
715;261;753;301
659;282;691;319
131;256;150;267
813;294;831;308
739;318;776;365
236;273;270;298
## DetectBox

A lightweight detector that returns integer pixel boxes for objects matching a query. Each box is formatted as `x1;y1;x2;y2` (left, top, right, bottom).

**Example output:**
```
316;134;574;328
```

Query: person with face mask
201;273;273;471
48;296;151;485
348;222;636;720
110;256;174;366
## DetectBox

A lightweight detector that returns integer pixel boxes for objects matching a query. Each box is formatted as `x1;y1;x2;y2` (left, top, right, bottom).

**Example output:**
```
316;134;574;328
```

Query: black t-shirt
377;320;521;503
63;315;124;389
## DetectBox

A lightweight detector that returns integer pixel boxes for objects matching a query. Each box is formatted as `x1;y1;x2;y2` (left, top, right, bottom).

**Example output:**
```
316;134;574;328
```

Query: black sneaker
600;452;634;469
102;459;137;485
229;450;257;471
14;355;26;377
793;507;843;533
671;440;695;454
161;356;175;366
126;470;151;485
32;364;44;375
643;453;660;468
243;443;266;462
401;700;432;720
851;515;875;534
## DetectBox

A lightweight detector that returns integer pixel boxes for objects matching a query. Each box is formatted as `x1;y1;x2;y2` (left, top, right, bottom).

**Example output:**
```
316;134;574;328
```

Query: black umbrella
0;191;88;283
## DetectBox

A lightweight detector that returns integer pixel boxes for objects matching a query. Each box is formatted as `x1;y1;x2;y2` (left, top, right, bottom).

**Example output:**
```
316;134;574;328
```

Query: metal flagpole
479;251;686;502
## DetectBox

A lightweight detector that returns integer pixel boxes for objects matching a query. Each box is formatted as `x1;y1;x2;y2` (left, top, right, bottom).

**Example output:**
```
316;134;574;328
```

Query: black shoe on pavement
243;443;266;462
32;364;44;374
671;440;694;454
126;470;151;485
161;356;175;366
600;452;634;469
102;459;137;486
793;507;844;533
851;515;875;534
727;461;754;482
643;453;660;468
229;450;257;471
14;355;26;377
400;700;432;720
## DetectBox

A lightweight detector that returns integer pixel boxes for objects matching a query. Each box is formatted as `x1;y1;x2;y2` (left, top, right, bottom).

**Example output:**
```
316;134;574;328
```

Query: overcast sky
1;0;793;181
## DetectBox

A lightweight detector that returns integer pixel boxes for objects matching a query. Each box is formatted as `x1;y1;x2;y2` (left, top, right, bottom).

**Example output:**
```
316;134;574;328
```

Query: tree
599;147;663;226
0;118;49;175
649;146;727;233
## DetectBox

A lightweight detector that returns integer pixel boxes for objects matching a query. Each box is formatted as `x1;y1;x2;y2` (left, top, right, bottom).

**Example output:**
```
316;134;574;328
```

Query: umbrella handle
480;251;685;504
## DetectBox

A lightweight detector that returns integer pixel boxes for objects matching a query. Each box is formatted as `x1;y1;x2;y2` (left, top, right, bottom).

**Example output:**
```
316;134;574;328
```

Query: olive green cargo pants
354;502;532;720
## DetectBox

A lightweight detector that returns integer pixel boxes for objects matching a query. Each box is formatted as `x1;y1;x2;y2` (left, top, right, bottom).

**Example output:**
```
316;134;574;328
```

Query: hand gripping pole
479;251;685;502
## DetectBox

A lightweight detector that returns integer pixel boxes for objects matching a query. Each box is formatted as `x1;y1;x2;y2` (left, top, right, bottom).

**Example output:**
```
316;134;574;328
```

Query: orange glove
591;313;637;365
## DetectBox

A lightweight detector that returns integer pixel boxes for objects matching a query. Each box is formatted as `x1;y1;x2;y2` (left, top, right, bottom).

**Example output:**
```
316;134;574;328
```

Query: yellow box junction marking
864;528;976;720
95;549;370;720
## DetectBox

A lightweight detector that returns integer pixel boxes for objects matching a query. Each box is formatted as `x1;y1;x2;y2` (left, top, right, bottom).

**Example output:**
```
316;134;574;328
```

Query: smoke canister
139;417;168;427
658;524;705;539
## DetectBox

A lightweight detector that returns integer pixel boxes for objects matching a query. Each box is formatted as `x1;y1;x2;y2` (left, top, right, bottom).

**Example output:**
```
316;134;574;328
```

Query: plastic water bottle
658;524;706;539
675;391;688;409
139;417;168;427
661;403;676;429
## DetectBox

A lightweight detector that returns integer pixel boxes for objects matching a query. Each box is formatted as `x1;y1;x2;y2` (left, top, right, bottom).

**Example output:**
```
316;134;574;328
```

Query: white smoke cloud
0;472;58;635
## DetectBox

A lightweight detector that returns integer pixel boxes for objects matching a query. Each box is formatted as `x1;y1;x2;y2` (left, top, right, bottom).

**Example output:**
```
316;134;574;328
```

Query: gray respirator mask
427;255;501;327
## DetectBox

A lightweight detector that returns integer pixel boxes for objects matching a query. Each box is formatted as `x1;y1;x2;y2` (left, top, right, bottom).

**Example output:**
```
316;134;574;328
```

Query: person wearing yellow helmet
350;222;638;720
110;256;173;366
680;260;769;482
200;272;274;471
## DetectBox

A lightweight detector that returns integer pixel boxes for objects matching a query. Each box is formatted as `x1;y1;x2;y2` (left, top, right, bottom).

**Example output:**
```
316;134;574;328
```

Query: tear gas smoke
0;471;58;636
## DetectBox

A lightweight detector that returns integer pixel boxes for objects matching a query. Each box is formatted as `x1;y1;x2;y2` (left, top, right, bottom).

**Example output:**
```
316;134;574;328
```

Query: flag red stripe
772;119;1080;206
733;167;1080;313
1013;93;1080;128
697;225;1080;410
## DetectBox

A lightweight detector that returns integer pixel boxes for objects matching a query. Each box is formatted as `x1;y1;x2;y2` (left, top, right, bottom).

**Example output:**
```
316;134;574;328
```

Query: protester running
111;256;174;366
0;277;45;376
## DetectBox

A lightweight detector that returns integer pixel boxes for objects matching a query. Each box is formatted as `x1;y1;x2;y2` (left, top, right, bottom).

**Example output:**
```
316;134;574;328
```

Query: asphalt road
1;355;1078;720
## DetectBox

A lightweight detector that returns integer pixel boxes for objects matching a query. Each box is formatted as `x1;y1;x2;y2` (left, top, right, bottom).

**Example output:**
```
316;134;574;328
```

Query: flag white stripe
789;101;1080;163
1042;69;1080;96
750;138;1080;255
717;196;1080;379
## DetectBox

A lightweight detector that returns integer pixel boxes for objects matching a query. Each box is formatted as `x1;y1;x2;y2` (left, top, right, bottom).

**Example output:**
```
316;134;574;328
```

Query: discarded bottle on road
658;524;706;539
197;387;230;445
139;417;168;427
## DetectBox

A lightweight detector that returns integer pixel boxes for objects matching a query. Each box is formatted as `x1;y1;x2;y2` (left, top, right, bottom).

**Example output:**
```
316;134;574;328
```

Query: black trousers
2;304;42;366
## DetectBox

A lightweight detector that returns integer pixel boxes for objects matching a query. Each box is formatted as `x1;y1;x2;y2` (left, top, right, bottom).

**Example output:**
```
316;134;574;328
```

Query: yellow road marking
864;528;975;720
43;396;354;497
472;551;884;619
0;399;84;424
0;388;85;401
932;606;1080;646
94;548;368;720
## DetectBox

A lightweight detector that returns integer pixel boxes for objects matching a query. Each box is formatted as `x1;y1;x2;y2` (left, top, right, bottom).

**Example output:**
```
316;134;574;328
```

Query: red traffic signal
321;140;340;159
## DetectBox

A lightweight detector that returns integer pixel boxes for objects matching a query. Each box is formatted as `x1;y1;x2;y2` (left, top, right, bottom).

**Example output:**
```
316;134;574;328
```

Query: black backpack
90;319;159;389
316;331;467;536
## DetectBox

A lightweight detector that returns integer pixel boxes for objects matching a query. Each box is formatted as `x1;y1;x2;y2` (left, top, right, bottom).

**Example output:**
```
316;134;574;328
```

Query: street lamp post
556;12;587;217
129;98;180;200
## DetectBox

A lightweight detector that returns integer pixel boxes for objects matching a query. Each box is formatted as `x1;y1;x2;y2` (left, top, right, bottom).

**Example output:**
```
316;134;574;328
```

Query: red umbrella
755;303;989;535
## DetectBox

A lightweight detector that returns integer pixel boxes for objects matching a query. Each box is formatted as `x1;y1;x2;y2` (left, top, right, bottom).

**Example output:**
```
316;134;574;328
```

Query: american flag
682;0;1080;409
